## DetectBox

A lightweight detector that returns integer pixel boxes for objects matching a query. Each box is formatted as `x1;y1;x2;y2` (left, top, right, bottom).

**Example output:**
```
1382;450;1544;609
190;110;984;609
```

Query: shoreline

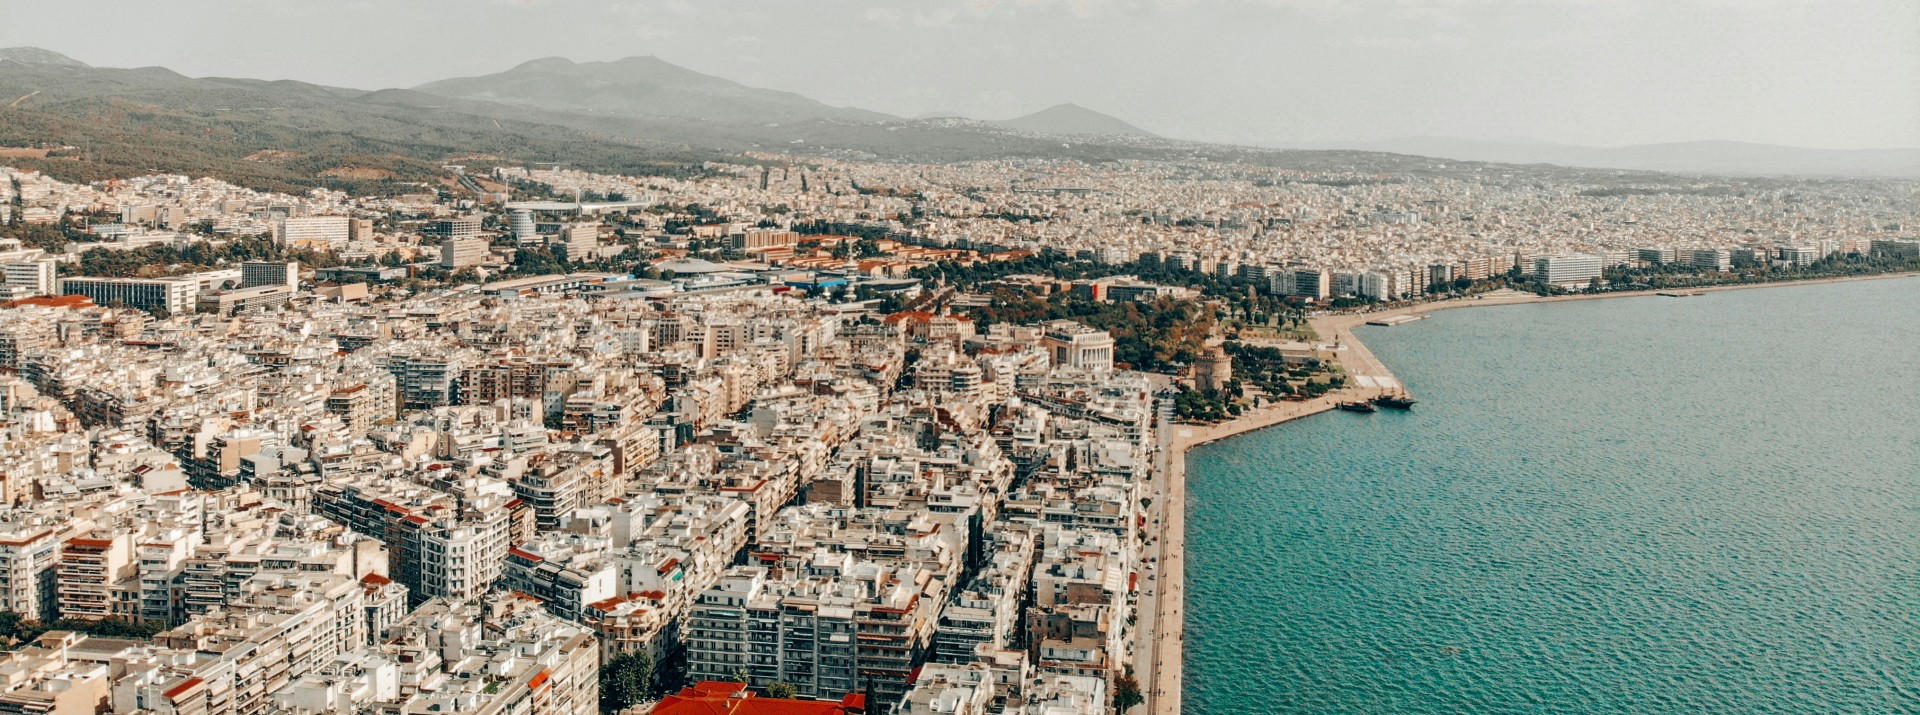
1141;269;1918;714
1143;389;1392;715
1320;270;1920;338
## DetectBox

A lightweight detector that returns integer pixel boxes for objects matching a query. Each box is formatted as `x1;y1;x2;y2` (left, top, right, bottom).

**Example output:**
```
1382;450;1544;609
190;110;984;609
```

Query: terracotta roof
650;682;859;715
162;678;205;700
4;294;93;309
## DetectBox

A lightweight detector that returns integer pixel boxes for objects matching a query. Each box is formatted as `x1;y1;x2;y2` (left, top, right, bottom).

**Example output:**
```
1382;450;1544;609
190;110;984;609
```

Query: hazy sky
3;0;1915;149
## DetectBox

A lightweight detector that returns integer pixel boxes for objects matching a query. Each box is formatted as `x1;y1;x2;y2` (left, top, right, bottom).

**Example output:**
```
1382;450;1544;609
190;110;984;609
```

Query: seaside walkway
1139;321;1404;715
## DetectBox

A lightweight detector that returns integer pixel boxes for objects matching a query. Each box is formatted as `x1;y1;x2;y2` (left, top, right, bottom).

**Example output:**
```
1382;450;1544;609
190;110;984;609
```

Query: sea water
1183;278;1920;714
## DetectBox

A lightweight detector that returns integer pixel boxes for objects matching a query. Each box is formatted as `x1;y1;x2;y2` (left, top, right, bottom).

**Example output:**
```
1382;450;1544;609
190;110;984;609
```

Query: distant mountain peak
507;56;577;72
412;55;895;124
0;47;89;68
994;103;1154;137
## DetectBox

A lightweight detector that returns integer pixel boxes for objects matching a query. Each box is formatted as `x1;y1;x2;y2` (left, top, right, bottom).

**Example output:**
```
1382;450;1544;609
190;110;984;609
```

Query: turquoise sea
1184;278;1920;714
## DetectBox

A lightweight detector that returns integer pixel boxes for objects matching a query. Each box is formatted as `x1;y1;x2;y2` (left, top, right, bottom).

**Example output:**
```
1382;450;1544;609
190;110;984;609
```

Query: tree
599;651;655;714
764;682;798;699
1113;673;1145;713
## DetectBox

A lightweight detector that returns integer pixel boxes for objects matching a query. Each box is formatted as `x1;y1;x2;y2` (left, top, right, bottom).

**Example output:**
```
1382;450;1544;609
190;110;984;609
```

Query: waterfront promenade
1139;359;1399;714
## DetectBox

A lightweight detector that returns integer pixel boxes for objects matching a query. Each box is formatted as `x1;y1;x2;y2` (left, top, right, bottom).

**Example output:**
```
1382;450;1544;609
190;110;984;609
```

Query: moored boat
1337;401;1377;413
1372;394;1417;410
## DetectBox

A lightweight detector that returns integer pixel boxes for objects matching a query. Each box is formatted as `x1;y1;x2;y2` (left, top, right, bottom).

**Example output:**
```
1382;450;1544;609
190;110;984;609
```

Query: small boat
1372;394;1417;410
1337;401;1377;413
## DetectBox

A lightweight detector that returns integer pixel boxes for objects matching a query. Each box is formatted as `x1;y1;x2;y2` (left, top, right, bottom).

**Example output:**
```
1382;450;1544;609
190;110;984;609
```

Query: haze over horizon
1;0;1915;151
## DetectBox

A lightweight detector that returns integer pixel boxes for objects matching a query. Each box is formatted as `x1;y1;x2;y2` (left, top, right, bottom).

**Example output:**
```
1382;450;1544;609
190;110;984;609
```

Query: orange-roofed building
883;311;975;343
650;682;867;715
4;293;93;309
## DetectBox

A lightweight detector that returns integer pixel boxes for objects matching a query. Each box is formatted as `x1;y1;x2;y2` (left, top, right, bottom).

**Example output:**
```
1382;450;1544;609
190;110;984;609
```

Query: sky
2;0;1915;149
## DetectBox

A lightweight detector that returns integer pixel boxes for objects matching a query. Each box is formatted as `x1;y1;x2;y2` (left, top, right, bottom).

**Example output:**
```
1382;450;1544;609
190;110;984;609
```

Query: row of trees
966;290;1215;372
70;235;348;278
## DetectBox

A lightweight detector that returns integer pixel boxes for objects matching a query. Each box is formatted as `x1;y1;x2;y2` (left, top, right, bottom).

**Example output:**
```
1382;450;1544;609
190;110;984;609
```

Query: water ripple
1184;279;1920;714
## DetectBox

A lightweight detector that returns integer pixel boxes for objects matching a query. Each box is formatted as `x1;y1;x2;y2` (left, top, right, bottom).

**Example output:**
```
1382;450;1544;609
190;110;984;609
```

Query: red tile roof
649;682;862;715
4;294;93;309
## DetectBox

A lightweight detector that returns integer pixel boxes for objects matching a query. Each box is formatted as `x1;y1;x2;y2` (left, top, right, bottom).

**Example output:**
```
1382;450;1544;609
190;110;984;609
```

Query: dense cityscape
0;146;1915;715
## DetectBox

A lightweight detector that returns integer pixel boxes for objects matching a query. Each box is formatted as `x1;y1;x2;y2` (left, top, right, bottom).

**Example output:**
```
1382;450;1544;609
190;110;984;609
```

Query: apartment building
1271;268;1330;300
1533;253;1604;287
278;216;352;248
440;236;489;269
1689;248;1733;272
240;261;300;290
59;276;199;315
686;560;939;710
2;258;56;297
0;525;64;621
312;477;513;605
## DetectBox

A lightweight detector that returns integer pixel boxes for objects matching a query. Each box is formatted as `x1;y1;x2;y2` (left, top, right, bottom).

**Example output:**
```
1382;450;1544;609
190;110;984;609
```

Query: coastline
1141;269;1918;715
1318;269;1920;337
1143;390;1394;715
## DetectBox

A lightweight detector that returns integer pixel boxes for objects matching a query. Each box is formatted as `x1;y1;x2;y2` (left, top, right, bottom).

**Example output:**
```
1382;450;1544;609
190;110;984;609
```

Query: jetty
1366;314;1427;326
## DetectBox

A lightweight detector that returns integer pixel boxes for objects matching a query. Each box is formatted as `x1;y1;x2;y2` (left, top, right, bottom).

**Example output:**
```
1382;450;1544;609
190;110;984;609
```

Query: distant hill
1331;137;1920;178
5;46;1887;196
0;47;88;68
992;103;1154;137
414;56;895;125
0;51;725;194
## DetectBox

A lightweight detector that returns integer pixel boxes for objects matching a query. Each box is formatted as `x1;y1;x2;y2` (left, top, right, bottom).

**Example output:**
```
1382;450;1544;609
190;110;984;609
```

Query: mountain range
0;46;1913;195
1314;136;1920;180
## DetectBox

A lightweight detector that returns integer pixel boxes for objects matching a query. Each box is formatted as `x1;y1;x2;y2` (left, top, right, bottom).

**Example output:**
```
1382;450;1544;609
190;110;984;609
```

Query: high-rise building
241;260;300;290
558;223;600;262
1688;249;1732;272
1272;268;1330;300
1462;256;1495;280
1533;253;1604;287
1869;239;1919;258
0;525;65;621
1356;271;1392;301
277;216;351;248
1778;245;1822;267
441;237;489;269
1636;247;1678;264
687;565;935;710
2;258;56;297
430;215;484;241
56;532;137;621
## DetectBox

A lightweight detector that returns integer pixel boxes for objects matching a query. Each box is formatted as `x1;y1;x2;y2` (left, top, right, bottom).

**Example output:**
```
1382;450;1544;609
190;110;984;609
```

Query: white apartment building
0;525;64;621
557;223;600;262
59;276;199;315
2;258;56;297
441;236;489;269
278;216;352;247
1533;253;1604;287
